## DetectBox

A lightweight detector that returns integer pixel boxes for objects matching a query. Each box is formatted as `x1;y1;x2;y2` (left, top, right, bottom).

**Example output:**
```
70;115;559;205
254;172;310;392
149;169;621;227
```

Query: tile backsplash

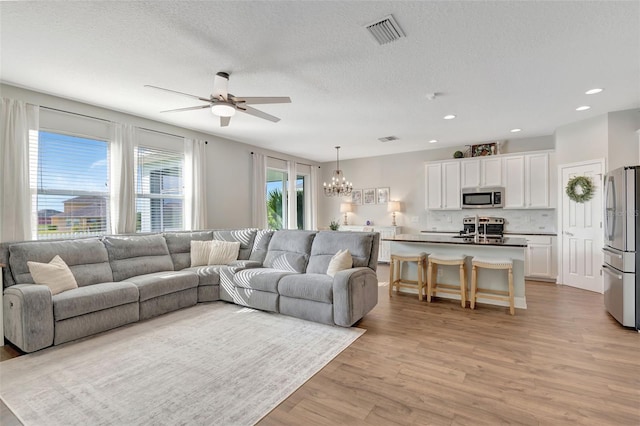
425;209;556;233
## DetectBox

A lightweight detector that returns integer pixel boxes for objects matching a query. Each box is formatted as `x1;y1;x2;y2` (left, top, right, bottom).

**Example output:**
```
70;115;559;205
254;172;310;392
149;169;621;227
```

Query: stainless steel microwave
461;187;504;208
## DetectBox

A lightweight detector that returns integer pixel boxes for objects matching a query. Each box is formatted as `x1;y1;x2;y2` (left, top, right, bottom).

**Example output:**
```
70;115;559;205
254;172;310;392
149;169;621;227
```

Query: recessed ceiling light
510;128;522;133
443;114;456;120
576;105;591;111
585;88;603;95
429;139;438;143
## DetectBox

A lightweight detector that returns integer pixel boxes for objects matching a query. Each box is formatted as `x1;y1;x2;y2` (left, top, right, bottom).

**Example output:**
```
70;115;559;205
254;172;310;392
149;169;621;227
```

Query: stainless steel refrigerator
603;166;639;330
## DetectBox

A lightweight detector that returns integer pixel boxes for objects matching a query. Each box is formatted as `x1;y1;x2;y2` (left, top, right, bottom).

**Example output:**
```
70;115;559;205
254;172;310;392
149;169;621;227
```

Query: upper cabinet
503;152;554;209
461;157;502;188
425;161;461;210
426;150;555;211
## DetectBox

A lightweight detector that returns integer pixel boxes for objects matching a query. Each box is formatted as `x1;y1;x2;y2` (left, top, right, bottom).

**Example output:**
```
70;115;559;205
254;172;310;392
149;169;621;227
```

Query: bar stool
470;256;514;315
427;253;468;308
389;253;428;300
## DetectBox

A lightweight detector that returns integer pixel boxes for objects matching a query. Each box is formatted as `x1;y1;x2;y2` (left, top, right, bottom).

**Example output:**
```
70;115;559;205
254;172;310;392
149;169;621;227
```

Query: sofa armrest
332;267;379;327
3;284;54;353
227;260;263;272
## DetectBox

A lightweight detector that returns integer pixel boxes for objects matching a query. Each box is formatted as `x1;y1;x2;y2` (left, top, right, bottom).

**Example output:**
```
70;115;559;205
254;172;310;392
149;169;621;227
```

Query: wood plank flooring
1;265;638;425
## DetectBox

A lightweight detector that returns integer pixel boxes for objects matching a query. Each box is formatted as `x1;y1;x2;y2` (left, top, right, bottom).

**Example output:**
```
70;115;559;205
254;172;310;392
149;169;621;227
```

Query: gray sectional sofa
1;229;379;353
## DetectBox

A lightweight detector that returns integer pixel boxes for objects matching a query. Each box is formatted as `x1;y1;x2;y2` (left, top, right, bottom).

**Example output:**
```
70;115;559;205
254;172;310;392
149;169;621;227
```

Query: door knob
564;231;574;236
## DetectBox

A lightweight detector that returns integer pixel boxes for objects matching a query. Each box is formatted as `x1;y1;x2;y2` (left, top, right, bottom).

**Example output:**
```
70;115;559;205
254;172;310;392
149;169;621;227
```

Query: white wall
554;114;608;168
608;109;640;170
2;84;317;229
318;136;554;233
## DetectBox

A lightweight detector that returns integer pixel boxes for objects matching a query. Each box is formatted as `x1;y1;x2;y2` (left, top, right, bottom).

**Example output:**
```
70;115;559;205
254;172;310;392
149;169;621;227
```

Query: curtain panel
0;98;39;242
184;138;207;230
110;123;136;234
252;153;267;229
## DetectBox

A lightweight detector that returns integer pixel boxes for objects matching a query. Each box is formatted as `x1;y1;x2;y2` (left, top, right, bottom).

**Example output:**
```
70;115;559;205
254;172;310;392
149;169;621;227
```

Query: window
34;131;110;239
135;146;184;232
266;169;305;230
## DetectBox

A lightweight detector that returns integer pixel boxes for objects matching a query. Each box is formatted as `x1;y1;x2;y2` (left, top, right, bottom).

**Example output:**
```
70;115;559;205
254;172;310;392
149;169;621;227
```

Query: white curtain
309;165;319;230
252;152;267;229
0;98;39;242
287;160;298;229
184;138;207;230
110;123;136;234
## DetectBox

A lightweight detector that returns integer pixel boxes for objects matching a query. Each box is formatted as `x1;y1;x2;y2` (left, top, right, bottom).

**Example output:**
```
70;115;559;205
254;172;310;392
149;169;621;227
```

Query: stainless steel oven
461;187;504;209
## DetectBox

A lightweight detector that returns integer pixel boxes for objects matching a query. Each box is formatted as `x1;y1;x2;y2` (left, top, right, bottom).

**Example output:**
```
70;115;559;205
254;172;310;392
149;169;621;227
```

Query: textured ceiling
1;1;638;162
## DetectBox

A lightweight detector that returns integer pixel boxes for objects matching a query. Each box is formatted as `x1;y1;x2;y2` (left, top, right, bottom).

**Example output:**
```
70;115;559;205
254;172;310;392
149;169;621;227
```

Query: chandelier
323;146;353;197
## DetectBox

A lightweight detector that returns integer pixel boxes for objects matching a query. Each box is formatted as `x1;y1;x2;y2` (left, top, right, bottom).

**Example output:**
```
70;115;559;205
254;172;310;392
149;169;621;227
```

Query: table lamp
387;201;401;226
340;203;353;225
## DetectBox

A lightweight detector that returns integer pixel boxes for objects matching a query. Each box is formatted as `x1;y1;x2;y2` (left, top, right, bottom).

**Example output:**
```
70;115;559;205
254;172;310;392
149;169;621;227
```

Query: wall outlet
446;215;452;223
410;216;419;224
437;269;443;278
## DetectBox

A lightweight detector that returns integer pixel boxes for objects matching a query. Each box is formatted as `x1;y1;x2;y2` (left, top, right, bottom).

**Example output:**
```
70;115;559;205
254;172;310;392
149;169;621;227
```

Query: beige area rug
0;303;364;425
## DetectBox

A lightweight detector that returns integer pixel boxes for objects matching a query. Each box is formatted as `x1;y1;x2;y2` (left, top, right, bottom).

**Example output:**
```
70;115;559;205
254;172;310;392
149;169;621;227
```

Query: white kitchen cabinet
340;225;401;263
425;161;461;210
504;152;552;209
461;157;502;188
509;234;556;281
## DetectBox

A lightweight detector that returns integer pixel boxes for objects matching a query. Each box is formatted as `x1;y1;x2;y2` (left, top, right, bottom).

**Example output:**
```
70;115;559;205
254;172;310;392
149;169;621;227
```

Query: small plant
329;220;340;231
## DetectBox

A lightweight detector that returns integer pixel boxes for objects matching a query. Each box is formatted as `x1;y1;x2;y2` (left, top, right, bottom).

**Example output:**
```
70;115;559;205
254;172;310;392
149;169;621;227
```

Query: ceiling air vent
365;15;405;45
378;135;399;143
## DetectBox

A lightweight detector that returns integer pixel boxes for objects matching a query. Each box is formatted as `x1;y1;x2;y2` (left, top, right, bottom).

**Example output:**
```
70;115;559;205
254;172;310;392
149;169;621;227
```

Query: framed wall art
471;142;498;157
377;187;389;204
351;189;362;205
363;188;376;205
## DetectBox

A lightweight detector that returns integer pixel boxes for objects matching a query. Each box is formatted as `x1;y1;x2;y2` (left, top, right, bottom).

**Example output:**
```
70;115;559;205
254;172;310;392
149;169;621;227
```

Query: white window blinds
34;131;110;239
135;146;184;232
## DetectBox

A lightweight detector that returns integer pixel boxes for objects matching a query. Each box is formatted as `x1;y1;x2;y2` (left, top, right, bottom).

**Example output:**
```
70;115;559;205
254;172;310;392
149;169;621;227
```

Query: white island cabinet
340;226;400;263
508;234;557;281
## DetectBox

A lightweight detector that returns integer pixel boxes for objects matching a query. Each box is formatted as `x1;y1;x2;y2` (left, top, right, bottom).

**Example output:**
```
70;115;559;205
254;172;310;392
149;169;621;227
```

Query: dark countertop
420;230;556;237
386;234;528;247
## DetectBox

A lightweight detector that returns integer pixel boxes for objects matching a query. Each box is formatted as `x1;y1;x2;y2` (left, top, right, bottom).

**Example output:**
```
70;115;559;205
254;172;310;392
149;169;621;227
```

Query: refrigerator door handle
602;247;623;259
604;175;616;242
602;264;623;280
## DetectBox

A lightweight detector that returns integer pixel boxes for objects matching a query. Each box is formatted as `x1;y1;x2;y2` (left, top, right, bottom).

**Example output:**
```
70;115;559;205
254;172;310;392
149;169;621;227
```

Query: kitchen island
385;234;528;309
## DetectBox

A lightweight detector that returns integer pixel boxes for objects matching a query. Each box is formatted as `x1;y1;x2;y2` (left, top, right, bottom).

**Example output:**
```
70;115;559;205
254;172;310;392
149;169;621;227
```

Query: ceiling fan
145;72;291;127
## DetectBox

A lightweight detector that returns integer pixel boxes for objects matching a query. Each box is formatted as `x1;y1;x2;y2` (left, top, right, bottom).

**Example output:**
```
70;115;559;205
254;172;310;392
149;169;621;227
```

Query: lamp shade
387;201;401;213
340;203;353;213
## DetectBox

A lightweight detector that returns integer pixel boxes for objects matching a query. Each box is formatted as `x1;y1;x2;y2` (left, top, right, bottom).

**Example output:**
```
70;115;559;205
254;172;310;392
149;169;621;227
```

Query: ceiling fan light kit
211;101;236;117
146;71;291;127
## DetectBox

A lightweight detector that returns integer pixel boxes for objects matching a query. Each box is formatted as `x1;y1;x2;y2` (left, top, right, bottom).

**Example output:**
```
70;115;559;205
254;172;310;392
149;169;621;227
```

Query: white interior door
560;160;604;293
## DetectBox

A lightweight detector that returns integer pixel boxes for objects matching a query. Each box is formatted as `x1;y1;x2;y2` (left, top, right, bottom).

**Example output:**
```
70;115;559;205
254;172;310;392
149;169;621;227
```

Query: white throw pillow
326;249;353;277
191;240;213;267
208;240;241;265
27;255;78;295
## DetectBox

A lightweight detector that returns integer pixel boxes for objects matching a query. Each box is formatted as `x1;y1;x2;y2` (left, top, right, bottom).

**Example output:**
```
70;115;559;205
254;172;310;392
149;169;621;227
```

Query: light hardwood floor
2;265;638;425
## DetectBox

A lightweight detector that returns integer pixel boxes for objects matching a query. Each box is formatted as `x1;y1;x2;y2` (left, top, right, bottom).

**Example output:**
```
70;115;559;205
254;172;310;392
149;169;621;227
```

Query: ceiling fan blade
160;105;210;113
145;85;211;102
237;105;280;123
213;72;229;101
220;116;231;127
231;96;292;105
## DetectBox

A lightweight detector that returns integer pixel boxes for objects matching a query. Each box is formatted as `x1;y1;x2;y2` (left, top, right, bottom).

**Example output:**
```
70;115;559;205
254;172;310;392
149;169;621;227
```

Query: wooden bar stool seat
389;253;428;300
427;253;468;308
470;256;515;315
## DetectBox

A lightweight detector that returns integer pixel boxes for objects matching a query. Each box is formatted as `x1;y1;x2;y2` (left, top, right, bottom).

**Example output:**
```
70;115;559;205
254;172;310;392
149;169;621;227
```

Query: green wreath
566;176;594;203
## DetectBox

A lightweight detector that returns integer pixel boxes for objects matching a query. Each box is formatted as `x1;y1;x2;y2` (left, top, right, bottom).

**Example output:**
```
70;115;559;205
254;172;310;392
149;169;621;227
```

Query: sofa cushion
190;240;212;267
326;249;353;277
278;274;333;303
53;281;139;321
263;230;316;273
164;231;213;270
248;230;274;264
212;229;257;261
124;271;199;302
9;238;113;287
233;268;295;293
208;240;241;265
306;231;374;274
182;265;221;286
103;235;174;282
27;255;78;295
